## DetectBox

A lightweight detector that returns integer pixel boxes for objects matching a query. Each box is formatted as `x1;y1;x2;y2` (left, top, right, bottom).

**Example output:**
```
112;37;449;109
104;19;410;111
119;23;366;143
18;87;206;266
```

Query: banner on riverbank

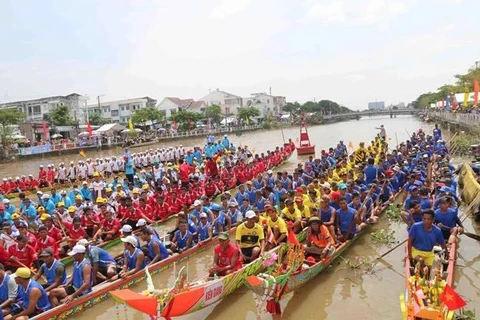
19;144;52;155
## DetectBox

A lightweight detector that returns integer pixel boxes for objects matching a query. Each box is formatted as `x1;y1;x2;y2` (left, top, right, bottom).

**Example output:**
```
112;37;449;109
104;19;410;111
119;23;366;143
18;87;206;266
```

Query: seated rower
209;232;242;277
36;226;60;259
235;210;264;262
210;204;226;236
170;220;194;253
305;217;335;260
5;268;51;320
407;209;446;269
49;245;92;307
196;213;212;242
34;249;67;293
264;204;288;251
77;239;117;285
434;197;463;244
139;227;169;265
121;225;141;248
319;195;337;239
8;235;37;270
0;263;18;316
119;236;146;279
281;199;302;233
336;197;358;242
93;210;120;243
400;200;422;229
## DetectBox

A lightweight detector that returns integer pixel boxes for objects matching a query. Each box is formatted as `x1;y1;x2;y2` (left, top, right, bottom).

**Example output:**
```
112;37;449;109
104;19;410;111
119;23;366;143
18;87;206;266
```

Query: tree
204;104;222;125
282;102;302;117
131;107;165;130
237;107;261;124
88;111;109;126
50;104;73;125
170;110;203;131
0;108;26;146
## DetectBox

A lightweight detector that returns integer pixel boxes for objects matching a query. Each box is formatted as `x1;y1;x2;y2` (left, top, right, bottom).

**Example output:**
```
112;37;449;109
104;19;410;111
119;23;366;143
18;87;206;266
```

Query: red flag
42;122;48;141
439;285;466;310
474;80;479;105
286;221;299;245
87;121;93;137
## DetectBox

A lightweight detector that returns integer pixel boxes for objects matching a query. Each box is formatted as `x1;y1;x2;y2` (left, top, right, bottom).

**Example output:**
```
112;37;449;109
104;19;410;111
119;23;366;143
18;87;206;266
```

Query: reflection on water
41;116;480;319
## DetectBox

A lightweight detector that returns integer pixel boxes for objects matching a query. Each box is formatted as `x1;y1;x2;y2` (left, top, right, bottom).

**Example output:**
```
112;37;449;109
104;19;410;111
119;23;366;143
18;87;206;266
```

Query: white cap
136;218;147;227
2;178;6;181
194;200;202;206
76;239;89;247
82;181;88;185
199;212;207;218
321;182;331;189
121;225;133;233
245;210;256;219
2;199;9;204
37;191;43;195
121;236;137;247
267;170;273;174
41;194;50;199
68;245;86;256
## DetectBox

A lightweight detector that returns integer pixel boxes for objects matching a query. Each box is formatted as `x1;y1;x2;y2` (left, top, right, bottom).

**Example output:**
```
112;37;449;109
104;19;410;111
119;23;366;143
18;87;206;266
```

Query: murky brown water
12;115;479;319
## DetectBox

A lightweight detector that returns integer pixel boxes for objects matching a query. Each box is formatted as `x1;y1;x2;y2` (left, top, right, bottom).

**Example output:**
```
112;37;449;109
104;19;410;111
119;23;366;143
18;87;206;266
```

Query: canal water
10;115;479;319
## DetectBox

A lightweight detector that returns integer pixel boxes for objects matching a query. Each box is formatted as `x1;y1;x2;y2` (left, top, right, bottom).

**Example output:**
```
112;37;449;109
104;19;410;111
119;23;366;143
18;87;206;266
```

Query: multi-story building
200;89;243;116
242;92;286;118
0;93;86;122
88;97;157;124
157;97;207;118
368;101;385;110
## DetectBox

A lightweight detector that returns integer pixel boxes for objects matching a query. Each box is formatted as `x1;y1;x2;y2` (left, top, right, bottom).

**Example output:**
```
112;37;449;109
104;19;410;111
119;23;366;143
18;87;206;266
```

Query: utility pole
84;95;89;124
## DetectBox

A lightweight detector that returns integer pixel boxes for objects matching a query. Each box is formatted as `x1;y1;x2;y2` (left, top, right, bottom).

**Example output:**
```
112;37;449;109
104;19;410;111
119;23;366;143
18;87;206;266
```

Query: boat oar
376;238;408;261
463;232;480;241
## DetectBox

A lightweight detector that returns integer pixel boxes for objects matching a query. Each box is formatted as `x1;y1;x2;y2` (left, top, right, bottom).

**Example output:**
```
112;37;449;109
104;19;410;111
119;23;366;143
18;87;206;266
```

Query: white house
87;97;157;124
200;89;243;116
242;93;286;118
156;97;207;118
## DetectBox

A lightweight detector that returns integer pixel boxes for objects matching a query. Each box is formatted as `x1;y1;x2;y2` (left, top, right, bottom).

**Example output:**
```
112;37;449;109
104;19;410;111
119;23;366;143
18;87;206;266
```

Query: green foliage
50;104;73;125
282;100;352;120
170;110;203;131
0;108;26;146
131;107;164;127
237;107;261;123
88;111;109;126
386;204;402;222
371;229;398;245
413;63;480;108
454;308;476;320
204;104;222;124
451;135;478;156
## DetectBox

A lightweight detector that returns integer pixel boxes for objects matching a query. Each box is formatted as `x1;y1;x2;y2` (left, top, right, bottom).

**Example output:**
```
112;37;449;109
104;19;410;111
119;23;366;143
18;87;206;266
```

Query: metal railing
429;112;480;127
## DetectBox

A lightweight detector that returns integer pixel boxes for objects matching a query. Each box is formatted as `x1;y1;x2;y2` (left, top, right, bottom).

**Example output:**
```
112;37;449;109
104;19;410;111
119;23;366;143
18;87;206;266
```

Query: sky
1;0;479;110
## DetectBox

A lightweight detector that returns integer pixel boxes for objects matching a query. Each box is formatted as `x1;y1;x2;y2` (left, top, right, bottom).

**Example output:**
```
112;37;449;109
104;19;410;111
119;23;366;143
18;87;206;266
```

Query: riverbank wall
428;112;480;137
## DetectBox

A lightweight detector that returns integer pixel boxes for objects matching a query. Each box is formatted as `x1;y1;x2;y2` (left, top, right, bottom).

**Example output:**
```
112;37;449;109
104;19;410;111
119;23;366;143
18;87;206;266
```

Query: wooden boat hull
243;192;402;303
32;151;294;320
458;162;480;220
296;145;315;155
400;242;457;320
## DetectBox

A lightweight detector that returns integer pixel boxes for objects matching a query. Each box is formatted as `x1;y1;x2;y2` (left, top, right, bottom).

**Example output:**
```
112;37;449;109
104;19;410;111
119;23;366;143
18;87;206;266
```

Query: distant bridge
323;109;419;120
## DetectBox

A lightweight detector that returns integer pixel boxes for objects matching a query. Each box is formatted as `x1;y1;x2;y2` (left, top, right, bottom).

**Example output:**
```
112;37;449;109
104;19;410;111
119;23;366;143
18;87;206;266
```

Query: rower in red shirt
17;222;38;251
41;215;63;242
46;165;55;186
155;194;171;220
36;225;60;258
209;232;242;276
179;159;194;188
8;234;37;269
137;198;154;223
16;177;27;191
168;192;183;214
28;174;39;190
65;216;88;249
1;179;10;194
205;158;219;178
94;210;120;242
79;207;101;238
38;165;48;188
8;178;17;193
121;203;141;230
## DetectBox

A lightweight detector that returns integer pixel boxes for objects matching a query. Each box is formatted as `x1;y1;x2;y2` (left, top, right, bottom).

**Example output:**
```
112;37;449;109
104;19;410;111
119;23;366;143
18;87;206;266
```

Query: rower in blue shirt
139;227;169;265
407;210;446;267
196;214;212;241
13;267;51;317
434;197;463;242
35;249;67;292
120;236;146;278
79;240;117;284
336;198;357;242
404;186;422;210
171;221;194;252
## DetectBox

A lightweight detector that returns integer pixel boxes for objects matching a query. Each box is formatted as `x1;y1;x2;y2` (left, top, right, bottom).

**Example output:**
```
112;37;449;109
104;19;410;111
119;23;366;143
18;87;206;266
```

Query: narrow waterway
18;115;479;320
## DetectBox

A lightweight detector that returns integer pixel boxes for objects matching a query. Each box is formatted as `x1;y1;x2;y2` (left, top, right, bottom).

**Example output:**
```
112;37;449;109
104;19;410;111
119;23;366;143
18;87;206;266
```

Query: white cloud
305;0;411;26
210;0;251;19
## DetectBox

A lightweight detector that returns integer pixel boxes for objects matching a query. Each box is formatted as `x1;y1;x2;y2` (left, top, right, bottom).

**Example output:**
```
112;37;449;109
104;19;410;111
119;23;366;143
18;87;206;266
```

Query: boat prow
296;145;316;155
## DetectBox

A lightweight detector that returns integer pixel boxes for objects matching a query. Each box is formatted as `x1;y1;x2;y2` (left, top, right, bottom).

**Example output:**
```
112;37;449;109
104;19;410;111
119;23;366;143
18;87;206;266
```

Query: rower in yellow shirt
295;196;312;221
281;199;302;233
